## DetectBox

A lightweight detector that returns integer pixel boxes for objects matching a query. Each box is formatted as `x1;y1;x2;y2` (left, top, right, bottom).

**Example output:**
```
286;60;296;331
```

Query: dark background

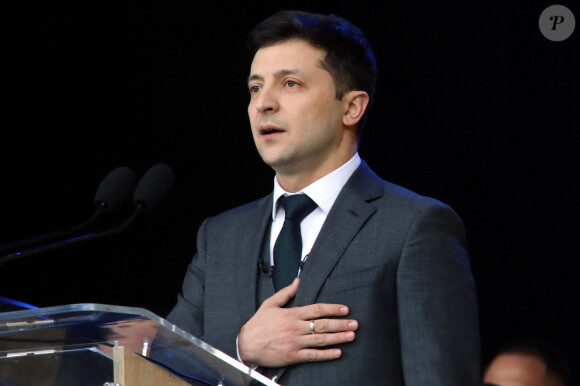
1;0;578;380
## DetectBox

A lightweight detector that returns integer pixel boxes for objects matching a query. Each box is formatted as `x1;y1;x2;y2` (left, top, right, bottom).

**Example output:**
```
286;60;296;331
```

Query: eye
286;80;299;88
249;85;262;94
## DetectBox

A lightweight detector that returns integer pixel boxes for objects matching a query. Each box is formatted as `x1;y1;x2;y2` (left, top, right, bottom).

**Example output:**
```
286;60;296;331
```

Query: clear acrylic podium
0;304;278;386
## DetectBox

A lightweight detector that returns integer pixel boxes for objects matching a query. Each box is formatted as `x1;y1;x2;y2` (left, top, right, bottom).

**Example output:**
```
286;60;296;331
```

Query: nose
253;85;279;114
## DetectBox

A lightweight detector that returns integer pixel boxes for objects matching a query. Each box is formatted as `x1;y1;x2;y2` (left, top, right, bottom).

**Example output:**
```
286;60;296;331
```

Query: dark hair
485;340;571;386
247;10;377;132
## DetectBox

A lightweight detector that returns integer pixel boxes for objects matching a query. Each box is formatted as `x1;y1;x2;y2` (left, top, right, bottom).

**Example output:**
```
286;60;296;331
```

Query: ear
342;91;369;127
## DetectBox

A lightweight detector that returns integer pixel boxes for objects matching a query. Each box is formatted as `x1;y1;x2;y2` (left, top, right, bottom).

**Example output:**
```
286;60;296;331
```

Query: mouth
259;125;285;136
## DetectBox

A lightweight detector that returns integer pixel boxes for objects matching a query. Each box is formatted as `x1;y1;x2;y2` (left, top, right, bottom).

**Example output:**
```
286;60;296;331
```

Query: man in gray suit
168;10;480;385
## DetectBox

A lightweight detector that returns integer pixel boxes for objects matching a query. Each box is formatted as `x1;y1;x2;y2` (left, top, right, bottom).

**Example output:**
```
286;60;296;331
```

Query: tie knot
280;194;317;222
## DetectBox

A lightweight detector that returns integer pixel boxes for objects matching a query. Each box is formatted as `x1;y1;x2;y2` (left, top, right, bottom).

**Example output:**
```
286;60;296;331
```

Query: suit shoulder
380;179;446;207
376;179;461;221
351;161;456;215
374;179;468;246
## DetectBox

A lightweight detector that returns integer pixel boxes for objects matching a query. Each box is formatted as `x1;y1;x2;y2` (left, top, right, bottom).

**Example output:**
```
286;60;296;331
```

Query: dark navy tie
273;194;317;291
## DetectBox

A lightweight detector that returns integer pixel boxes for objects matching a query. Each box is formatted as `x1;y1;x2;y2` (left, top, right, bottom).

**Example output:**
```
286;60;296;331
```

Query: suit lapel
294;161;384;306
234;194;273;323
271;162;384;383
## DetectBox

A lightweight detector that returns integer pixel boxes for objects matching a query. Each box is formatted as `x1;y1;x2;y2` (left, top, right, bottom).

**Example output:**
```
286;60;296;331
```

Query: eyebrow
247;68;306;85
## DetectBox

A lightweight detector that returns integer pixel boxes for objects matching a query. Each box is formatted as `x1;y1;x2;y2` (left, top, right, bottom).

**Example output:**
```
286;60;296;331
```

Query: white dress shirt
270;153;361;269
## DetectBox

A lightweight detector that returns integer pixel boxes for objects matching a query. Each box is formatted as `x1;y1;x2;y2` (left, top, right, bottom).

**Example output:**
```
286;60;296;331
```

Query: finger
297;303;350;320
294;347;343;363
307;318;358;334
264;277;300;308
299;330;356;348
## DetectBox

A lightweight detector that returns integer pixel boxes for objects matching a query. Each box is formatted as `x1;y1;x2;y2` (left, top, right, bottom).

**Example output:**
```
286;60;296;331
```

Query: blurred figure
483;341;570;386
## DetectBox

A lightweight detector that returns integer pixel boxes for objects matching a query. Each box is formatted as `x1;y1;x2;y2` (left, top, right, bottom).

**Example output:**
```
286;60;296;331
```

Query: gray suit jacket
168;161;480;385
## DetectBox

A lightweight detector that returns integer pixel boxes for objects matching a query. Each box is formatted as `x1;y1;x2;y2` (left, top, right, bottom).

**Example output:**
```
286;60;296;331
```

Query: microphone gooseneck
0;164;173;267
0;166;137;254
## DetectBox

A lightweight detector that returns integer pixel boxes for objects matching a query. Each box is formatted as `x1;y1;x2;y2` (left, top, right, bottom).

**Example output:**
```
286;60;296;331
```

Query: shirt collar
272;153;361;220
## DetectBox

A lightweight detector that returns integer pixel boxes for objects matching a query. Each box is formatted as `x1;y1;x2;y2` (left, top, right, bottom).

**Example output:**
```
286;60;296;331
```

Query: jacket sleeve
397;202;481;385
166;218;210;340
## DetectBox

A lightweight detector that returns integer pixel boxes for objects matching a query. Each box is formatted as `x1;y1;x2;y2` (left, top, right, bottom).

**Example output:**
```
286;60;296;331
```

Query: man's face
483;354;556;386
248;39;350;181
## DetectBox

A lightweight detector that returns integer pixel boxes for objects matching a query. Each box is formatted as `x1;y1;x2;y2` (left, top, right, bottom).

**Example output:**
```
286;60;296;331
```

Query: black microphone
95;166;138;213
133;163;175;213
0;166;137;254
258;257;273;276
0;164;174;267
107;163;175;228
258;262;274;276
